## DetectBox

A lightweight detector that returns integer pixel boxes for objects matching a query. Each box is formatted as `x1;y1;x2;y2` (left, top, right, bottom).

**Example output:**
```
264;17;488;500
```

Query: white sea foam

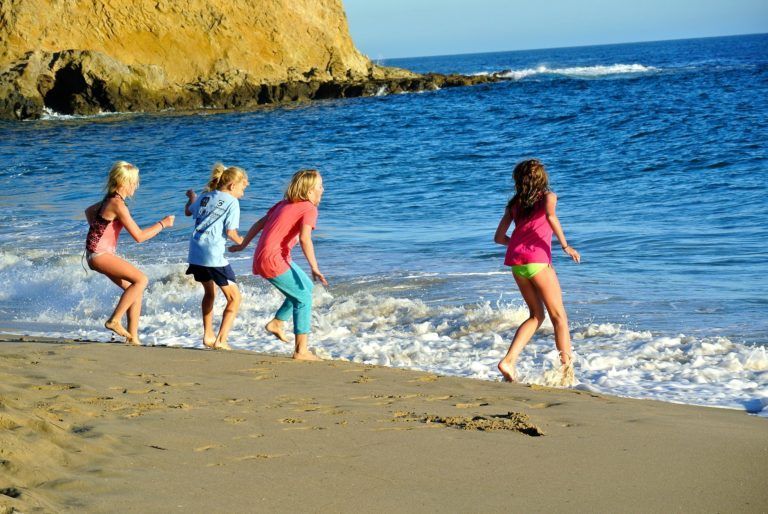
490;63;658;80
39;107;129;121
1;250;765;417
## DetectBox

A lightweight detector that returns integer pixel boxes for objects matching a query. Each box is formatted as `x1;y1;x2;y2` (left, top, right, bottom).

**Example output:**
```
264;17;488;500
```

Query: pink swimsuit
86;194;124;257
504;197;553;266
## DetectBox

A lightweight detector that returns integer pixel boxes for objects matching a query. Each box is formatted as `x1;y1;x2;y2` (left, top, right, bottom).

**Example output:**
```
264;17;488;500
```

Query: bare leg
91;254;148;344
214;283;240;350
530;267;572;364
201;281;217;348
293;333;320;361
531;267;574;385
498;273;546;381
104;277;142;345
265;318;290;343
125;293;142;344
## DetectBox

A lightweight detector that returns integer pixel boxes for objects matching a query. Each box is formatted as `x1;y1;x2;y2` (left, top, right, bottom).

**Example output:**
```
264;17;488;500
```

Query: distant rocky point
0;0;501;120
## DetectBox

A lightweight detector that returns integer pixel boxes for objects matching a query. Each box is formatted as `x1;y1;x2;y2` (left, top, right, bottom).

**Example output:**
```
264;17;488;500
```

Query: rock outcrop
0;0;502;120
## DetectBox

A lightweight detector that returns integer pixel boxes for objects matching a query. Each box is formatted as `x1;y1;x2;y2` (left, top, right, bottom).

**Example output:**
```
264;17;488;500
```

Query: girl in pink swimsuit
493;159;581;384
85;161;176;345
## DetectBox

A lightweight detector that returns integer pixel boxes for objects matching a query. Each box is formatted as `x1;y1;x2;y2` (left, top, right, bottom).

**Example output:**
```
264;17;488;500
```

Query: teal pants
267;262;314;335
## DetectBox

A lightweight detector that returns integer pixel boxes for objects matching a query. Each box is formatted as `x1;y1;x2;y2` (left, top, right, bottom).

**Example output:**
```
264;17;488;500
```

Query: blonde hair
206;163;248;192
285;169;320;202
106;161;140;196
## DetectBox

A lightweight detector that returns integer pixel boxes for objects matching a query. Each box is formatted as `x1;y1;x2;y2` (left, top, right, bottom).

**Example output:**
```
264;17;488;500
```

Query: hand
565;246;580;264
228;243;244;253
162;215;175;228
186;189;196;200
311;268;328;286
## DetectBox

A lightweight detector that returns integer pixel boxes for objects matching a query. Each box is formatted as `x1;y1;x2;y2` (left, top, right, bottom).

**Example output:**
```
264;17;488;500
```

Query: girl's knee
136;273;149;289
294;292;313;309
549;309;568;327
222;286;241;305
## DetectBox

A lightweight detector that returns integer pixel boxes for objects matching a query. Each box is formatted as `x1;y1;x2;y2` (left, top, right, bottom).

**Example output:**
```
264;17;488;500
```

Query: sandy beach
1;335;766;513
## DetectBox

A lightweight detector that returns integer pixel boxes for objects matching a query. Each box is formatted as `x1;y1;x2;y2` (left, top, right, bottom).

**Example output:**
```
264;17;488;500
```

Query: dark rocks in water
0;50;507;120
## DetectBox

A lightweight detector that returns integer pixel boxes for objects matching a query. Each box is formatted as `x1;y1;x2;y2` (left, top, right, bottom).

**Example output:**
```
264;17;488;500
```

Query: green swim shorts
511;263;549;279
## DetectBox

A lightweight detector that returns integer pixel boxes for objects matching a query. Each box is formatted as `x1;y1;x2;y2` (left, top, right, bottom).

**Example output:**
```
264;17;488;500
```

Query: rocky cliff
0;0;499;119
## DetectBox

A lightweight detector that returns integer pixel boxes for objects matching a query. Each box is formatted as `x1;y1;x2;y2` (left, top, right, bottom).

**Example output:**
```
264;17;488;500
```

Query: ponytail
205;163;227;192
205;163;247;192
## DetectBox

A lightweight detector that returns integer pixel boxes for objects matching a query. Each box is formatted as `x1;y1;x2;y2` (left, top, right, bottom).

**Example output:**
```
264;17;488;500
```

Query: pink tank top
85;195;124;254
504;197;553;266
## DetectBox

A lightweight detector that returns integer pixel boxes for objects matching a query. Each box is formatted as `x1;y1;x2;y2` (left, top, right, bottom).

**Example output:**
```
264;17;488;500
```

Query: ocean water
1;34;766;416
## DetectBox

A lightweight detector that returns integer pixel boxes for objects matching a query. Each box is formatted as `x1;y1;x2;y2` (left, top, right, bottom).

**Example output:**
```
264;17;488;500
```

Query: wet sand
1;335;766;513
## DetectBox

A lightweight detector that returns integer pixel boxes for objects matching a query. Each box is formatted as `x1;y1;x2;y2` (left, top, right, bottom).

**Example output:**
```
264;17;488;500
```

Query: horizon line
372;31;767;62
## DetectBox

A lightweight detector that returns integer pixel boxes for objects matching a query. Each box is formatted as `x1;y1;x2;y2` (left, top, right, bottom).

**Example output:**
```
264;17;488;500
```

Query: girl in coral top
84;161;175;345
494;159;580;384
231;169;328;360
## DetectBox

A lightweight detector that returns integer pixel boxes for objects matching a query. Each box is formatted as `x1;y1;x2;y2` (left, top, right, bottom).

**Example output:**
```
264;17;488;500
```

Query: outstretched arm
229;215;266;252
299;224;328;286
184;190;197;217
544;193;580;263
494;206;512;246
116;201;175;243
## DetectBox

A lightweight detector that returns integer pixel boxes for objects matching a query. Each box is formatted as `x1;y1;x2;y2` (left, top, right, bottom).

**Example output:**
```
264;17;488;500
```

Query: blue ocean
1;34;766;415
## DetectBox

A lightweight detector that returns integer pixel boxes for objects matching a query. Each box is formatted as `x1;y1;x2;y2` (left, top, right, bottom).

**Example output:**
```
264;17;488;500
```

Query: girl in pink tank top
84;161;176;345
493;159;581;385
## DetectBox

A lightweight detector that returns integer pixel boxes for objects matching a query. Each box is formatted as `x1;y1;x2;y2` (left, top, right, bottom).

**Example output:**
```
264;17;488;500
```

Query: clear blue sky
344;0;768;59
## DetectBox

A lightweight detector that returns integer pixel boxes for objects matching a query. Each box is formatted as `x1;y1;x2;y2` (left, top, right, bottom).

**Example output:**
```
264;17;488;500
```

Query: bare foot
214;341;232;351
560;360;575;387
105;319;131;339
265;319;290;343
125;336;142;346
293;351;321;361
498;360;517;382
203;334;216;349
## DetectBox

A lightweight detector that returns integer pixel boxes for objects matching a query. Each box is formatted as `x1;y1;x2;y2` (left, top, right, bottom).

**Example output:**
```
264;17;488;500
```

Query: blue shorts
186;264;237;287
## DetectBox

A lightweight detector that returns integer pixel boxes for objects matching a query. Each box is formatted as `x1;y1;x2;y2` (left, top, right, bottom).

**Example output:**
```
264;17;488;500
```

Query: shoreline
1;335;767;512
1;329;764;418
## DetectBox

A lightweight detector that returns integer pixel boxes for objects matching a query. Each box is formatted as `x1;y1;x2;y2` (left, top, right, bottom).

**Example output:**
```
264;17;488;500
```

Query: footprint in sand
223;417;246;424
194;444;222;452
454;401;490;408
424;394;454;402
528;401;563;409
236;454;282;461
409;375;440;383
32;382;80;391
232;433;264;441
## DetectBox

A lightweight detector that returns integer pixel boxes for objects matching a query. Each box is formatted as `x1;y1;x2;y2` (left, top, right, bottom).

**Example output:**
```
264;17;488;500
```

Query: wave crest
481;63;658;80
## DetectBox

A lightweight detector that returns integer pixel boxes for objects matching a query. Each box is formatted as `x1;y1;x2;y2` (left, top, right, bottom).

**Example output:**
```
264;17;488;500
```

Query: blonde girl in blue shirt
184;163;248;350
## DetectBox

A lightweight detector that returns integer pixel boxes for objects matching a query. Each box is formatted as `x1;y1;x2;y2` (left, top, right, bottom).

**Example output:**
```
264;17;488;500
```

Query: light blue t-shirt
188;190;240;267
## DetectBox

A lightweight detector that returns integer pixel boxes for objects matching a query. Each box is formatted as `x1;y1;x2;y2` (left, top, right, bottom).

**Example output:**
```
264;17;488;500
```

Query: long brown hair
507;159;549;218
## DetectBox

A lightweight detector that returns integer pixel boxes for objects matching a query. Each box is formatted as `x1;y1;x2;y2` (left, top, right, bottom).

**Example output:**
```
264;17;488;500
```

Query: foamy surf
38;107;133;121
472;63;659;80
1;250;765;417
